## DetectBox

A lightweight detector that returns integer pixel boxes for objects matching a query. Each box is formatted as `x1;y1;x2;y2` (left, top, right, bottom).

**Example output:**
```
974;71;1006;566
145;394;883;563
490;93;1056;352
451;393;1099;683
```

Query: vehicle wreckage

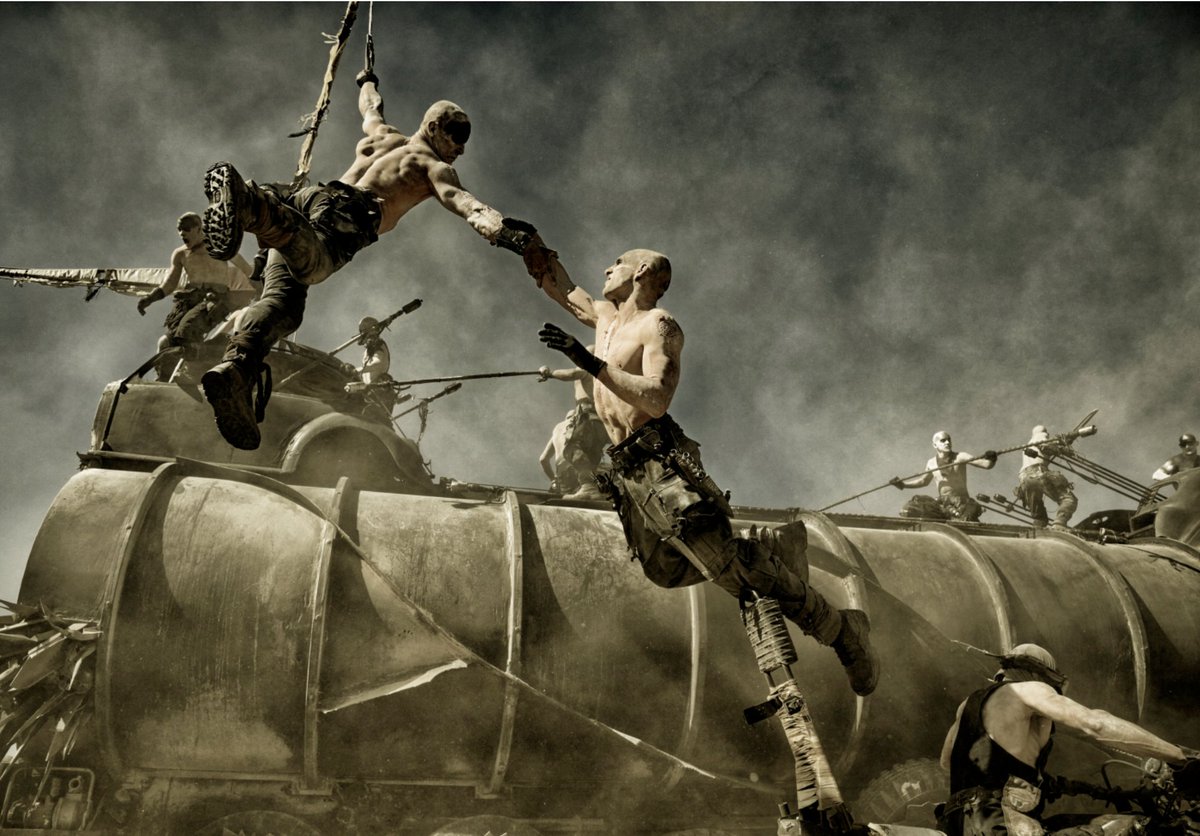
1;332;1198;836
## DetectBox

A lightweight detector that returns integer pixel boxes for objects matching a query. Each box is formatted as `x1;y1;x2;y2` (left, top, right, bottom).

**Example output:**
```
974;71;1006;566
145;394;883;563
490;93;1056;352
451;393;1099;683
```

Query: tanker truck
2;350;1199;835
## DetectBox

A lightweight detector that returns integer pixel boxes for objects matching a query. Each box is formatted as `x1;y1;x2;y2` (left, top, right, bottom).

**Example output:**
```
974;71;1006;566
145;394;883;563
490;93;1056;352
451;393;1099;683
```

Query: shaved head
627;249;672;297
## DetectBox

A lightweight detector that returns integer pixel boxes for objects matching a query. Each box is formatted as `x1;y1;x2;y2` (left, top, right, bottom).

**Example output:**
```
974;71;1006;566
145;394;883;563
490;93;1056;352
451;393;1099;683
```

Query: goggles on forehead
1001;654;1068;693
444;120;471;145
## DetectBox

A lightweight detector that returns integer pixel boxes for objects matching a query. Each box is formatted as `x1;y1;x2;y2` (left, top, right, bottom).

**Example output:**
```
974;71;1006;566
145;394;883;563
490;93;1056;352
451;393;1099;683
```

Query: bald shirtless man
522;243;878;695
199;71;532;449
137;212;259;379
938;643;1196;836
891;431;997;521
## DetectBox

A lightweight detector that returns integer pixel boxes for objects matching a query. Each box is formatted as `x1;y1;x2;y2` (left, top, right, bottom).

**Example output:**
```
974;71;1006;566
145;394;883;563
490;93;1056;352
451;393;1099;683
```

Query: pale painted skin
140;219;253;314
939;677;1186;773
337;82;503;240
897;431;994;496
527;247;681;445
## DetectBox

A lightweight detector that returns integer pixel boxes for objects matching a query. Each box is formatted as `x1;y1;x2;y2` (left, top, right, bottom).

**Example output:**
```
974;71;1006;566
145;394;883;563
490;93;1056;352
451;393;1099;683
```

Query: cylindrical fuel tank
20;462;1200;808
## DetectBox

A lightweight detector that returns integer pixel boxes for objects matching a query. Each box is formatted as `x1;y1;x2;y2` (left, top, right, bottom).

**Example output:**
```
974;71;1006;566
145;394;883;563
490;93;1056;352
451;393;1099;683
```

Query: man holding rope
199;70;532;449
521;241;879;696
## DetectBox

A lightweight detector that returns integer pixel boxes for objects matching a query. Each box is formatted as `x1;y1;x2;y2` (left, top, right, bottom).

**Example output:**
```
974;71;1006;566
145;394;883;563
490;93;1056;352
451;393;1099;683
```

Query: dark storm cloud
2;3;1199;597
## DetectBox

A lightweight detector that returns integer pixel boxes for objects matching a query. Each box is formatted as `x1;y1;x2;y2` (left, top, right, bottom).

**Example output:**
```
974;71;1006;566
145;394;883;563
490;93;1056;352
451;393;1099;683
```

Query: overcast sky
2;3;1199;601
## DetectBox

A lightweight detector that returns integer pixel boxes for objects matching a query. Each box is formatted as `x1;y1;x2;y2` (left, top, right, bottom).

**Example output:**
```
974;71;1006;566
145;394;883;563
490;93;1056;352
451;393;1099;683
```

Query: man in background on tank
136;212;262;380
938;643;1197;836
537;357;608;500
890;430;997;521
347;315;396;417
1151;433;1200;482
1015;425;1078;530
198;69;535;451
519;239;878;696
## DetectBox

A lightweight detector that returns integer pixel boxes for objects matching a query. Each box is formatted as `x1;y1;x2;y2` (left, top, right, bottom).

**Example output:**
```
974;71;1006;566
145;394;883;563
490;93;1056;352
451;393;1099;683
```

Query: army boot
200;359;262;450
202;162;254;261
830;609;879;697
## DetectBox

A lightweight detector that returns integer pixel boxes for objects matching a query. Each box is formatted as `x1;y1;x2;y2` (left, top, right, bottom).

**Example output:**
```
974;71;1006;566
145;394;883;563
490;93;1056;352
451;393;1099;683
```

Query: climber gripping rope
200;12;536;449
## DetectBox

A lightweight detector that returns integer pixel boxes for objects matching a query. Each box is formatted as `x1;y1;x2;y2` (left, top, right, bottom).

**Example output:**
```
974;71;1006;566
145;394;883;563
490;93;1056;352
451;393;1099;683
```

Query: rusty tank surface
5;456;1199;835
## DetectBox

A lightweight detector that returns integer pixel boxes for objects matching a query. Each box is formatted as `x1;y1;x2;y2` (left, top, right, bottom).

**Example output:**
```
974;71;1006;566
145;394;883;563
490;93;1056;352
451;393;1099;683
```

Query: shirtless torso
528;246;681;445
338;85;502;240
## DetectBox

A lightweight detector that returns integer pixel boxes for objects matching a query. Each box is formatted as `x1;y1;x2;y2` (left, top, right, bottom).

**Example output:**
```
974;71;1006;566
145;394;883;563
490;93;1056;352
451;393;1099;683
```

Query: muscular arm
358;80;385;133
162;247;185;294
539;439;556;480
525;244;612;328
596;312;682;420
966;452;997;470
1011;681;1186;763
898;470;935;489
428;162;504;242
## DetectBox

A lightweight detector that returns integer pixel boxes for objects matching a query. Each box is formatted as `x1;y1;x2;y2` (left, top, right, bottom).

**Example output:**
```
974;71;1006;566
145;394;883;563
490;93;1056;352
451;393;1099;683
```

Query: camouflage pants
1017;466;1077;527
605;415;841;643
224;181;381;367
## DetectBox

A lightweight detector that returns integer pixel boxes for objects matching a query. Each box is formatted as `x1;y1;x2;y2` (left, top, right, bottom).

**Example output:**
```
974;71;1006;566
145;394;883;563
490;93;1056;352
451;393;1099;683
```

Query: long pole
388;370;544;388
818;426;1097;513
290;1;359;190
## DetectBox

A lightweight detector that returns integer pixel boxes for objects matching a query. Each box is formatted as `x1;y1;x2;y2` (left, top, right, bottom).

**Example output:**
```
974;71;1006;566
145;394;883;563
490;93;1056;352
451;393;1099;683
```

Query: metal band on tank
482;490;526;797
95;460;182;779
925;522;1015;652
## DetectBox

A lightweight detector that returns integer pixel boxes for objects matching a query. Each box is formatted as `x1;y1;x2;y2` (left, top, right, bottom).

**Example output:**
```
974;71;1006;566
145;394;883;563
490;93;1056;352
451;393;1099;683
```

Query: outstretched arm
357;75;385;134
428;162;504;242
524;242;611;328
1014;681;1186;763
139;247;184;314
895;470;934;489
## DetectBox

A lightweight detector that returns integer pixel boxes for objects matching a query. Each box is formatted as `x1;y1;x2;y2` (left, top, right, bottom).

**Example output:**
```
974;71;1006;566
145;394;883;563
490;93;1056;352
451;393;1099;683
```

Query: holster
607;415;733;515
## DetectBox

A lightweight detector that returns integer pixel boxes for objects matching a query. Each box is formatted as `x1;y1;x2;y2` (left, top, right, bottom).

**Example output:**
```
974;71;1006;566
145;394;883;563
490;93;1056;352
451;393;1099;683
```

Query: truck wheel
853;758;948;827
429;816;543;836
198;810;323;836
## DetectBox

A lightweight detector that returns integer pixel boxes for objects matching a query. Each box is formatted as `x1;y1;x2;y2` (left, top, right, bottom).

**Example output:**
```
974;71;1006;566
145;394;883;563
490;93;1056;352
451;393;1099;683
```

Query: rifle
274;298;422;393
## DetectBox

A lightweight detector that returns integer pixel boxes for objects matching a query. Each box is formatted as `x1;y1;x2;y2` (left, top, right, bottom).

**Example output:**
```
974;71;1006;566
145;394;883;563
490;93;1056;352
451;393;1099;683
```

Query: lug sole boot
203;162;249;261
200;360;261;450
831;609;879;697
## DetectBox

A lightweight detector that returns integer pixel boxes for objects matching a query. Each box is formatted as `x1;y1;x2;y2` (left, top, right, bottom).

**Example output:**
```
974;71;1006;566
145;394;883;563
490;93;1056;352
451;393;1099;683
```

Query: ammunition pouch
607;415;733;515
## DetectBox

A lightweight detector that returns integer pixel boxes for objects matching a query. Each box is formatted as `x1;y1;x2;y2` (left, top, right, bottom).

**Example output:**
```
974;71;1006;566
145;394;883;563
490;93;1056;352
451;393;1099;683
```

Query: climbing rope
289;0;360;191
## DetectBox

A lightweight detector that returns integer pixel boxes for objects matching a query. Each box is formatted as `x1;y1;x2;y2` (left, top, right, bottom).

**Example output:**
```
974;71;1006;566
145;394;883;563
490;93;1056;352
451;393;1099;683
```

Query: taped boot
831;610;879;697
200;358;262;450
777;580;878;697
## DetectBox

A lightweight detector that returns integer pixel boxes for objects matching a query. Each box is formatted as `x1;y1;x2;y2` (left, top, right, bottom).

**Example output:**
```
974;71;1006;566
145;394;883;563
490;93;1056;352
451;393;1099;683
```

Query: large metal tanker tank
16;459;1200;834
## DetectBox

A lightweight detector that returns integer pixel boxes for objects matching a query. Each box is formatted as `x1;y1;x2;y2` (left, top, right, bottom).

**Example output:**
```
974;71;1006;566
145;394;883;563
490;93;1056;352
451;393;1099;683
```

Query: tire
197;810;323;836
853;758;949;828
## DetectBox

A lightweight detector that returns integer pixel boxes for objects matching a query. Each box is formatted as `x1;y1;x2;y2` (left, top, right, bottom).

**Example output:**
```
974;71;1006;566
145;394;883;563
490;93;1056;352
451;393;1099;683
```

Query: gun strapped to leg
740;596;853;835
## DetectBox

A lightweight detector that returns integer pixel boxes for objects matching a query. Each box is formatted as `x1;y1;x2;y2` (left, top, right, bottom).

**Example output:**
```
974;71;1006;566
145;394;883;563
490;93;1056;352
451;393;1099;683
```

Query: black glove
539;323;606;377
983;450;998;463
494;217;538;254
1025;447;1040;458
137;287;166;315
356;69;379;88
889;477;905;489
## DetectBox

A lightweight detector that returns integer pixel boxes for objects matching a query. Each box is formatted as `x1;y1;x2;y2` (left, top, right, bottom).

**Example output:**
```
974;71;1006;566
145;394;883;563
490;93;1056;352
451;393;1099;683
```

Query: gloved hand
1025;447;1040;458
983;450;998;463
494;217;538;255
356;69;379;88
539;323;605;377
889;477;905;489
137;287;165;315
537;365;551;382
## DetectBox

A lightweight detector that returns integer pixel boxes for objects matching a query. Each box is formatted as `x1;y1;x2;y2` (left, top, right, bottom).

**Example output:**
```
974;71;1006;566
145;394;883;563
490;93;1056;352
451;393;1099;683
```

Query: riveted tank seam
96;460;181;782
660;583;708;793
300;475;351;792
923;522;1015;653
1127;538;1200;573
481;490;526;798
1040;530;1149;719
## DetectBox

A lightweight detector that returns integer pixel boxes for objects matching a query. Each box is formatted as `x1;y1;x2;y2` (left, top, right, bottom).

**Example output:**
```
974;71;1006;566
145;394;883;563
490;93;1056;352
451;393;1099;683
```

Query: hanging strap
289;1;360;192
